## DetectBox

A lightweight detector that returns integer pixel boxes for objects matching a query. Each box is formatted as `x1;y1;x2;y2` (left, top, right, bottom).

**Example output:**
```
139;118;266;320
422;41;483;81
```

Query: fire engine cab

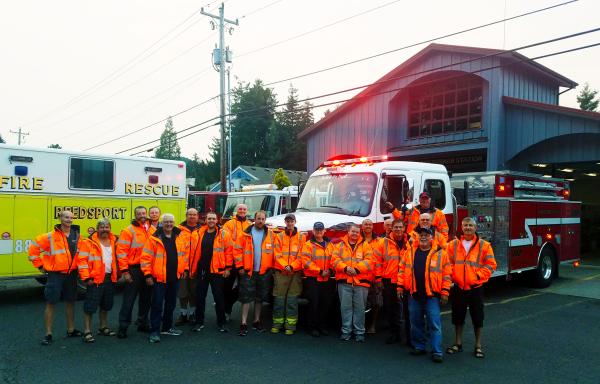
267;155;580;287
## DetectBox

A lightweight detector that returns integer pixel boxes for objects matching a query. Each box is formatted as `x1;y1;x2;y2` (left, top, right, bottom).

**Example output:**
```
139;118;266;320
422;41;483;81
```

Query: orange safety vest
274;228;306;272
331;235;375;288
395;206;449;239
237;225;280;276
223;217;251;268
375;233;408;283
77;232;118;284
301;239;334;282
398;242;452;297
178;222;201;269
28;225;82;273
189;227;233;277
447;236;496;290
116;220;153;272
140;228;189;283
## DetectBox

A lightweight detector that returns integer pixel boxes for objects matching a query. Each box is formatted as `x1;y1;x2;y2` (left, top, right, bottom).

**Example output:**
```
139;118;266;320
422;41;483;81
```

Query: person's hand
223;269;231;278
123;272;133;283
284;265;293;274
38;267;46;274
145;277;154;286
397;290;404;300
440;295;448;305
182;270;189;279
239;269;246;276
385;202;394;210
86;279;94;287
346;267;356;276
321;269;330;278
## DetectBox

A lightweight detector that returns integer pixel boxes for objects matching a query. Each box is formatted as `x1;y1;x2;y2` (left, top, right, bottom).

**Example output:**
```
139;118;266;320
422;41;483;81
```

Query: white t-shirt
462;239;474;254
101;244;113;274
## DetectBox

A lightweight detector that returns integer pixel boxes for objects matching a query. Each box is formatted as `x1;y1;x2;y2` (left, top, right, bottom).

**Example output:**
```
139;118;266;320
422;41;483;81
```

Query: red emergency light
495;175;514;197
323;155;389;168
545;233;553;240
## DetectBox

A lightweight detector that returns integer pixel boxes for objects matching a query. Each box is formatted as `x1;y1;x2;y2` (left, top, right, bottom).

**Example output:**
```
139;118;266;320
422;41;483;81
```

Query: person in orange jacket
236;210;279;336
445;217;496;359
28;210;83;346
141;213;190;343
391;192;449;239
222;203;251;321
362;219;382;335
375;218;408;344
409;213;448;250
301;221;335;337
271;213;306;335
332;223;375;343
77;218;118;343
116;206;154;338
175;208;201;326
189;212;233;332
398;227;452;363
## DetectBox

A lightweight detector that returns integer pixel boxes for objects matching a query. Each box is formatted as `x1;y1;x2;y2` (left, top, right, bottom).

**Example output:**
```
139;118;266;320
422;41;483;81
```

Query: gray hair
161;213;175;223
462;217;476;225
97;218;111;228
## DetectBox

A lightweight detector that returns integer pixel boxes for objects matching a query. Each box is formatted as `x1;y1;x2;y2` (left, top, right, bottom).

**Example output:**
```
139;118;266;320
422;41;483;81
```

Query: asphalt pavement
1;262;599;384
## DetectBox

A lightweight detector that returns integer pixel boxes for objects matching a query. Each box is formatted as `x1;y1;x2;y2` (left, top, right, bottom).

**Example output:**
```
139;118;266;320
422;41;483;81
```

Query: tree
0;134;5;144
155;117;181;160
272;168;291;190
48;144;62;149
229;80;277;168
576;83;599;111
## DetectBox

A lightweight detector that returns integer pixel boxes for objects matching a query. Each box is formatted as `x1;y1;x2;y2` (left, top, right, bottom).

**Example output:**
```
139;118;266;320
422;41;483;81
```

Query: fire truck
266;155;580;287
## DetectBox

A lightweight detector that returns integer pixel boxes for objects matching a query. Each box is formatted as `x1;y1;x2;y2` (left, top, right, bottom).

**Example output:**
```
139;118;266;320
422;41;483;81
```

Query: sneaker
385;334;401;344
340;333;351;341
149;333;161;343
284;329;295;336
252;321;265;333
218;325;228;333
270;327;281;334
41;334;52;346
239;324;248;337
410;348;427;356
175;315;188;326
355;335;365;343
318;328;329;336
161;328;183;336
192;323;205;332
310;329;321;338
117;328;127;339
432;354;443;363
137;323;150;333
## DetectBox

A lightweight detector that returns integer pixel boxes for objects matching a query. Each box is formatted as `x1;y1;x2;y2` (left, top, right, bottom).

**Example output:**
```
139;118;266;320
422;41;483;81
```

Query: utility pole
227;68;232;192
201;3;238;192
10;127;29;145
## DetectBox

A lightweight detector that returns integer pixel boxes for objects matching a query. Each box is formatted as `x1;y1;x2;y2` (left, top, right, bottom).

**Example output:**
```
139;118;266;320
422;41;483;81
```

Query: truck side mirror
381;172;387;179
298;181;306;197
463;181;469;205
402;179;410;203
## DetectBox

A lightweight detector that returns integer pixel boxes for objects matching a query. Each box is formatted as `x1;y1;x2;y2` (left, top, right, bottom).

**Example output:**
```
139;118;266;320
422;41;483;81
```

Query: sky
1;0;599;161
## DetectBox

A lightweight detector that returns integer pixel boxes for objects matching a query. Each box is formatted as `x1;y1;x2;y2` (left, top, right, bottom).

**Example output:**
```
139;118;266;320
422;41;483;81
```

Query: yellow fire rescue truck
0;144;187;279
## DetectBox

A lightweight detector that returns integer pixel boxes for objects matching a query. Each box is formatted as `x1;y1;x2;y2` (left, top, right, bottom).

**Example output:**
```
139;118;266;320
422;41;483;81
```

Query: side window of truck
424;179;446;210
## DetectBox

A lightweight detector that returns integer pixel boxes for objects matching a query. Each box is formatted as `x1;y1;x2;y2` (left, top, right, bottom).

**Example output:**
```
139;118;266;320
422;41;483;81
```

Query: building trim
503;96;600;122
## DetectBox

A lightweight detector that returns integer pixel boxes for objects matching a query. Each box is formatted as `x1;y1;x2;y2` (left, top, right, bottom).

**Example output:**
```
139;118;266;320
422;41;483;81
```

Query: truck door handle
383;215;391;220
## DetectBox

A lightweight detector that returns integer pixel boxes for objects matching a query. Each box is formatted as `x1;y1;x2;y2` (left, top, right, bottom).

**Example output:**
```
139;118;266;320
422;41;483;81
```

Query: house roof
503;96;600;121
237;165;307;185
299;43;578;139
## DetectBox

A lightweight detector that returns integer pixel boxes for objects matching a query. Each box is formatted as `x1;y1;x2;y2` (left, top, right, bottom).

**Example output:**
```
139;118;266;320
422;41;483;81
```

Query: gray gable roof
238;165;307;185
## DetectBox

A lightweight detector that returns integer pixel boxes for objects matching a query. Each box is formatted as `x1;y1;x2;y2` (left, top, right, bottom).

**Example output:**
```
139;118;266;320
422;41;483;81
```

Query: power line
240;0;285;19
263;0;579;86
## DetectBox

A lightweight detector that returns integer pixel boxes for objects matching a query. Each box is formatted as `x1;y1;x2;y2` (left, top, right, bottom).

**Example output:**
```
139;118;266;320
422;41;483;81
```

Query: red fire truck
266;155;581;287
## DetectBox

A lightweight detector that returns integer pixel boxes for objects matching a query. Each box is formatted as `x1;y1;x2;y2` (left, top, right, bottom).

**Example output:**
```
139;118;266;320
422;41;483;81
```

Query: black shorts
451;286;485;328
238;271;272;304
83;274;115;314
44;271;78;304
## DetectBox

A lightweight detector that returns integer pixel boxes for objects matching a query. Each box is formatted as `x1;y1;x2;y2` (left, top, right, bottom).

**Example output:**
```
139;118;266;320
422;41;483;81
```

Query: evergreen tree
155;117;181;159
0;134;5;144
576;83;599;111
48;143;62;149
272;168;292;190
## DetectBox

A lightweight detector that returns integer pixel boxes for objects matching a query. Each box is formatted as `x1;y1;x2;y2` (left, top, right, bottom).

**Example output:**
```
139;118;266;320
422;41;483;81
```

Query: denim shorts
83;274;114;314
238;270;272;304
44;271;78;304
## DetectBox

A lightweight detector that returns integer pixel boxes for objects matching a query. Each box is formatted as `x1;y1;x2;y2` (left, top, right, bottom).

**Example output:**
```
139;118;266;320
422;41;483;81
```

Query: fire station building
299;44;600;251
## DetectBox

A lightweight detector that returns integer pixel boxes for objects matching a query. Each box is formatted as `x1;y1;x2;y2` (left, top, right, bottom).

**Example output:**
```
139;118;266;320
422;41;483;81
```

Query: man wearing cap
409;213;448;250
391;192;449;239
301;222;335;337
398;227;452;363
271;213;306;335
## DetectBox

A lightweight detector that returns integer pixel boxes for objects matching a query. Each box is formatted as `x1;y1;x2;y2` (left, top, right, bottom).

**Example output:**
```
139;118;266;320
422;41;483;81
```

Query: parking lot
1;262;599;384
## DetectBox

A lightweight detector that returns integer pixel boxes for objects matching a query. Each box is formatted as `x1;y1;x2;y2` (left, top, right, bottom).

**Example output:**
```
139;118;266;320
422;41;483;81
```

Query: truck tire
533;247;556;288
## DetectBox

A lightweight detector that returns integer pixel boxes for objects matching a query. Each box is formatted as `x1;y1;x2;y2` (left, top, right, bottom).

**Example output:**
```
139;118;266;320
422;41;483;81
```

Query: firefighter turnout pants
272;271;302;331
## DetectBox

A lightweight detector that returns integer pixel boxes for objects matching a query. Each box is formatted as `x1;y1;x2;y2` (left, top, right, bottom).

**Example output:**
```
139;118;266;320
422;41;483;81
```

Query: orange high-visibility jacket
274;228;306;272
178;222;201;269
301;238;335;282
77;232;118;284
28;225;82;273
363;235;382;280
395;206;449;240
140;228;189;283
398;242;453;297
223;217;251;269
447;236;496;290
237;225;280;276
409;228;448;250
331;235;375;288
116;220;153;272
189;226;233;277
374;233;408;283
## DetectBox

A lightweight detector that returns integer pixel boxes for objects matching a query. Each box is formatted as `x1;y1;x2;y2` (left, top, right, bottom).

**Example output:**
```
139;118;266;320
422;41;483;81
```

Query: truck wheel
533;247;556;288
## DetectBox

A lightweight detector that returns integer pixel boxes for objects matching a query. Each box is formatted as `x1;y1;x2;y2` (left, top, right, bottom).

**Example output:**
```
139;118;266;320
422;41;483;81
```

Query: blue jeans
150;281;179;334
408;296;442;356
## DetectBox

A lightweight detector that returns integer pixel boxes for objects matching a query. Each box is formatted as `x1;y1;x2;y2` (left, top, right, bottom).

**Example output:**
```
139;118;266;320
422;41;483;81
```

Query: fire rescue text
0;176;44;191
124;182;180;196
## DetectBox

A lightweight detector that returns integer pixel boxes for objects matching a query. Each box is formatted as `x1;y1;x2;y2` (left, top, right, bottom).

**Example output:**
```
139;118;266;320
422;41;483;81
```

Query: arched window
408;74;483;138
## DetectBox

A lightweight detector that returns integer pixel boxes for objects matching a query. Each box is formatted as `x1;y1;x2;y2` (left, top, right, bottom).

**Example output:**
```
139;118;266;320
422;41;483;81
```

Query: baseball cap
419;191;431;199
313;221;325;230
284;213;296;221
415;227;434;236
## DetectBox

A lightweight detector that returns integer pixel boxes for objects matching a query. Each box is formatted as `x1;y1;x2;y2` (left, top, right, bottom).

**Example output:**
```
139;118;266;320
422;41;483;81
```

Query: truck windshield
297;173;377;217
223;195;276;219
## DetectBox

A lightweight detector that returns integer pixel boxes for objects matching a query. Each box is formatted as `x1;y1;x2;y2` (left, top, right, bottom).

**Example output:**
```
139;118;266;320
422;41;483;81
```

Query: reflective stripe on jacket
375;234;407;283
223;217;251;269
274;228;306;272
77;232;118;284
116;220;152;272
189;227;233;277
178;222;201;269
237;225;280;277
331;235;375;288
398;242;452;297
447;236;496;290
140;228;189;283
396;206;449;240
301;239;334;282
28;225;82;273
